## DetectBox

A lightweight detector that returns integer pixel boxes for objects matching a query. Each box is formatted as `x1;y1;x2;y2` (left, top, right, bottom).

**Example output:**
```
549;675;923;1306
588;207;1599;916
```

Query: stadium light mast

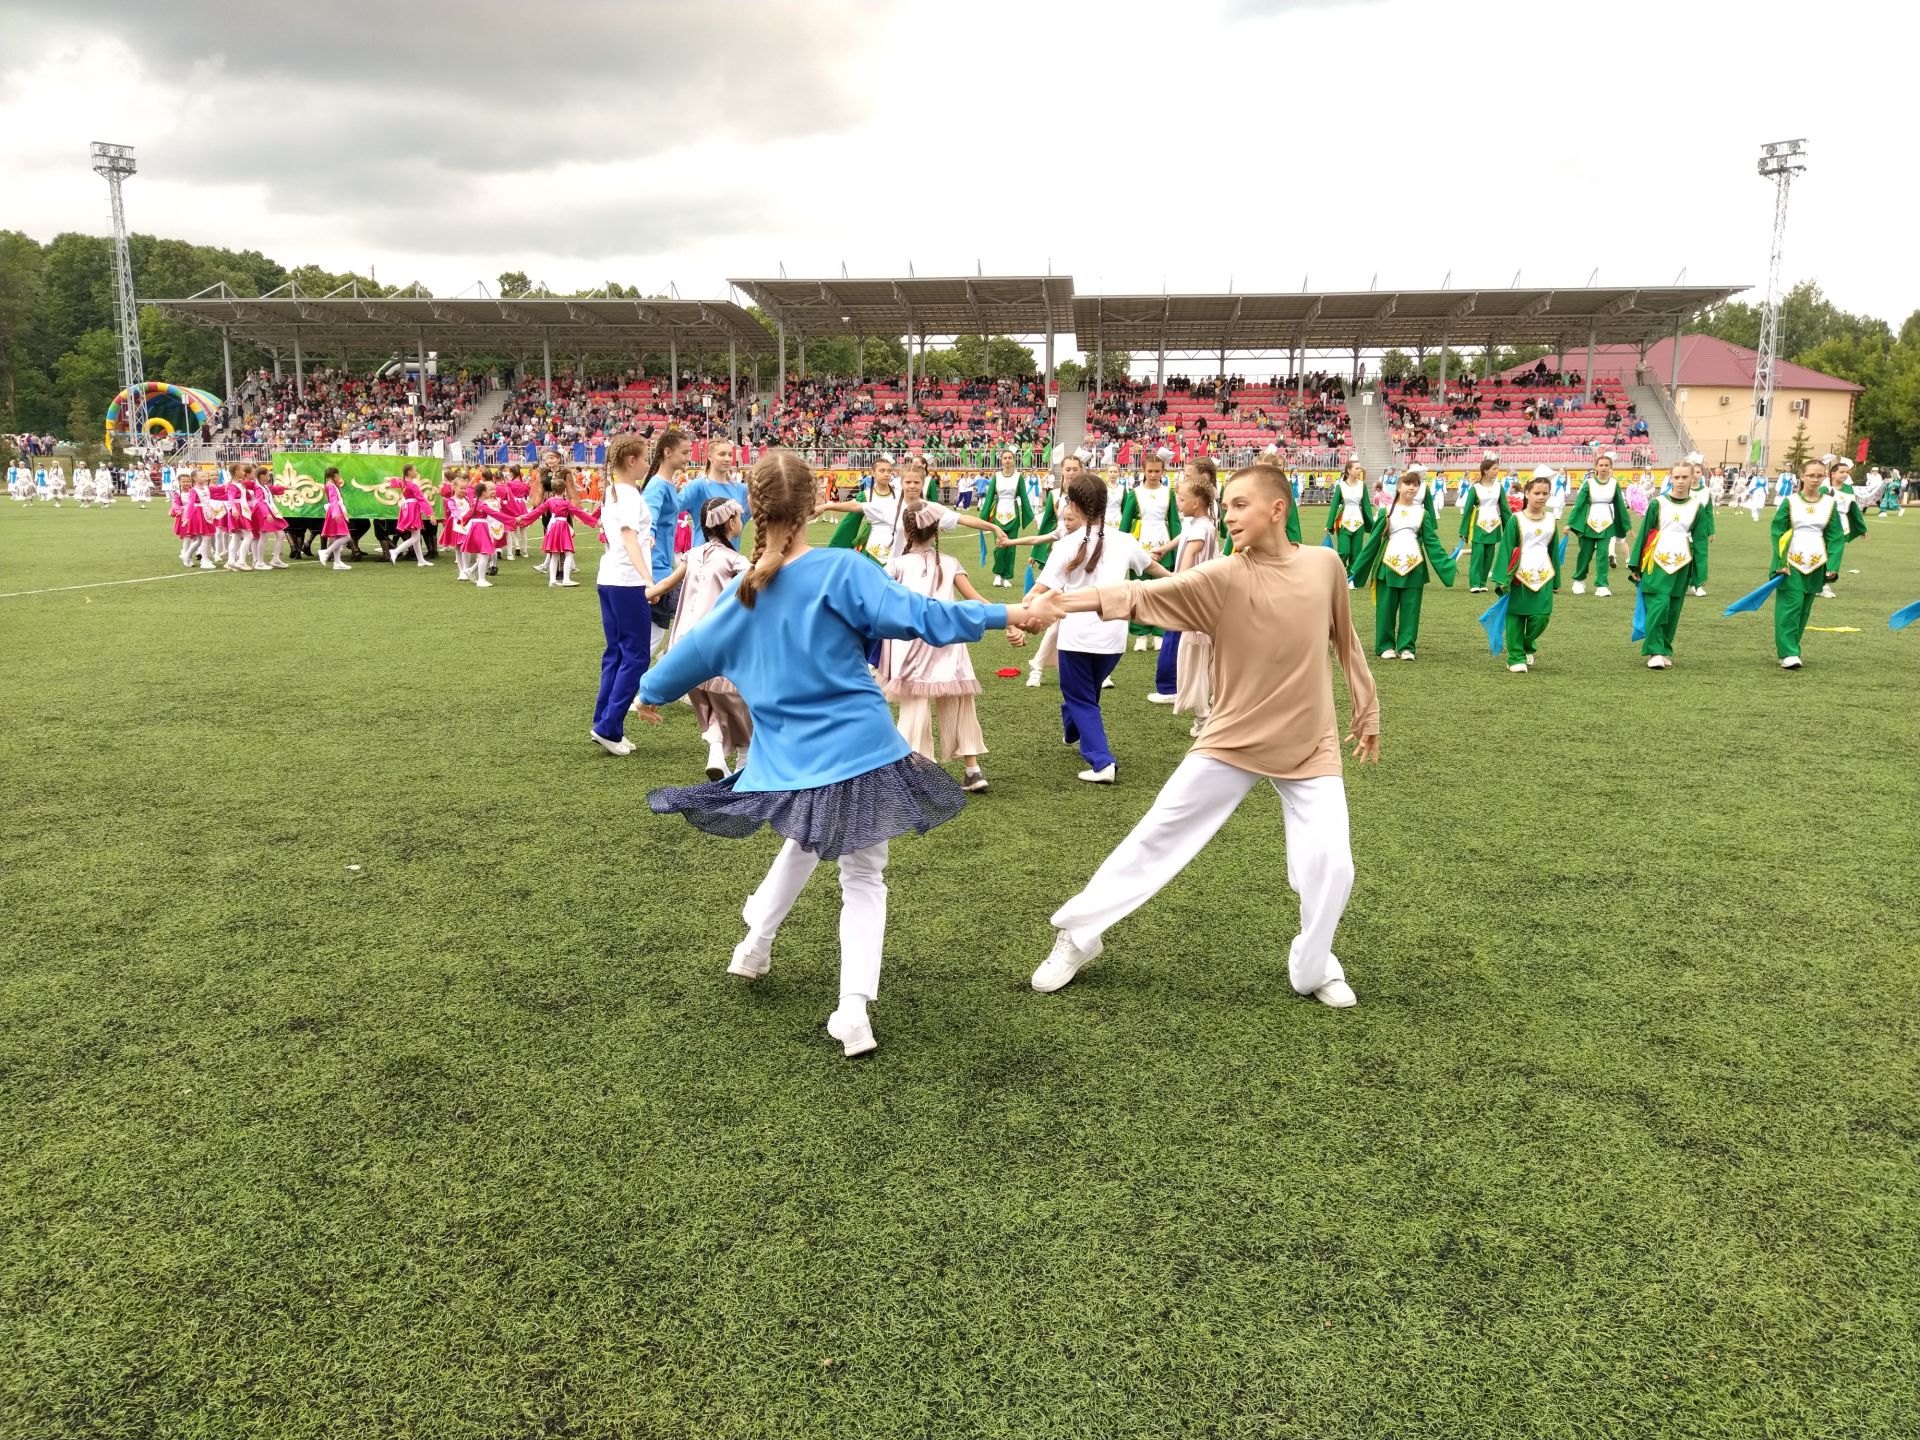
1748;138;1806;475
90;141;148;449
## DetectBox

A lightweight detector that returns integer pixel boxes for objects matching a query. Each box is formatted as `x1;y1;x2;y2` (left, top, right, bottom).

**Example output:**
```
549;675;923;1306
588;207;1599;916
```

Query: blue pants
593;584;652;741
1154;631;1181;695
1058;650;1122;770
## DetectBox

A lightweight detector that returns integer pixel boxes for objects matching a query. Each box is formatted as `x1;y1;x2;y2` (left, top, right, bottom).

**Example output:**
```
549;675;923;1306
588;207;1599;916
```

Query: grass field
2;499;1916;1439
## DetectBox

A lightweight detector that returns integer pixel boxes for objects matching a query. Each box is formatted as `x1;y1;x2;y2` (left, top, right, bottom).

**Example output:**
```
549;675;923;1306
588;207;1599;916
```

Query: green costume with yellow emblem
1627;492;1714;659
979;473;1034;583
1351;498;1458;655
1492;508;1562;667
1323;476;1376;581
1771;493;1845;661
1567;474;1629;589
1457;478;1509;589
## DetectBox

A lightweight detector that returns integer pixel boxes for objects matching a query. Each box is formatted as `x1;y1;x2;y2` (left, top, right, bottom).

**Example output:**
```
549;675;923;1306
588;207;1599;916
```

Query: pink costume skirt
256;501;288;533
170;508;186;539
396;498;431;531
543;517;576;555
321;503;350;539
461;526;497;557
184;504;213;538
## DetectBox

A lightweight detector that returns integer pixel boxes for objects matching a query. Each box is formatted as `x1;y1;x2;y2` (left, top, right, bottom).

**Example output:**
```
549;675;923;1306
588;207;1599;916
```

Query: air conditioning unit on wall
1790;398;1809;416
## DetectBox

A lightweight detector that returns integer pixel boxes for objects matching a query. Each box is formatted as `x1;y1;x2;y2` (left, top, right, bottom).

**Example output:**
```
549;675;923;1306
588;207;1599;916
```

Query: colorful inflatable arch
104;382;223;444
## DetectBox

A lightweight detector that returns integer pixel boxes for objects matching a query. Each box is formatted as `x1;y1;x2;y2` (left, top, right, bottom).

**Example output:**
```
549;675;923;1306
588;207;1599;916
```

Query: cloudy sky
3;0;1909;346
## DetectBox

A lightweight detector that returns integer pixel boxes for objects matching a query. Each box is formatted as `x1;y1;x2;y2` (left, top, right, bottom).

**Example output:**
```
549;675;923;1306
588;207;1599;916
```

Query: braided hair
737;448;815;609
898;499;950;595
1063;473;1108;581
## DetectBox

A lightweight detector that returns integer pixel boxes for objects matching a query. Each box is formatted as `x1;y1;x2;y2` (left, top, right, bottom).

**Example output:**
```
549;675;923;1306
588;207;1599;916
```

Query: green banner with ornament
268;453;444;519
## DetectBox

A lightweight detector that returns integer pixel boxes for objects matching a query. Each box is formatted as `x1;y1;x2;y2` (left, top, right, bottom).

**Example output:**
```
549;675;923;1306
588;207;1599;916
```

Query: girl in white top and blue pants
590;438;656;753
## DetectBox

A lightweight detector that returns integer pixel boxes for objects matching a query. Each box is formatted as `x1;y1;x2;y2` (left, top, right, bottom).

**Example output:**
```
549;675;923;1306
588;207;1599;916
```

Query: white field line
0;569;227;599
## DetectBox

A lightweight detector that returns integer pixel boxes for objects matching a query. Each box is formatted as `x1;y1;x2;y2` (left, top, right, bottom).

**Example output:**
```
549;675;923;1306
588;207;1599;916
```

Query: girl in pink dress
170;484;191;567
315;467;353;571
497;468;531;561
230;467;264;570
386;463;435;567
649;497;752;778
438;472;463;552
458;477;510;588
249;465;291;569
880;499;990;793
521;474;599;588
204;471;243;568
183;472;217;570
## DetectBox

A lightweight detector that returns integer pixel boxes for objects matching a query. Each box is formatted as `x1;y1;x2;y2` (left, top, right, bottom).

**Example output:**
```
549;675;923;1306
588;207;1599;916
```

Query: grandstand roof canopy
1072;285;1748;356
146;282;778;356
729;276;1076;339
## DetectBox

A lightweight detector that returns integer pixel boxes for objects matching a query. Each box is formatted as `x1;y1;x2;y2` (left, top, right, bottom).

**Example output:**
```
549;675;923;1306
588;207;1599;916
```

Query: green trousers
1374;584;1424;653
1468;537;1499;588
1774;572;1821;658
1826;536;1846;592
991;532;1019;582
1504;613;1550;666
1573;536;1611;586
1333;528;1365;578
1640;584;1686;657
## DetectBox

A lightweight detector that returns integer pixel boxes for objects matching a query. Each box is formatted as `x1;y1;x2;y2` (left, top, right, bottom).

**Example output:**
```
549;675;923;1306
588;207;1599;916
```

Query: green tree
1782;420;1815;470
498;271;533;299
1379;349;1412;382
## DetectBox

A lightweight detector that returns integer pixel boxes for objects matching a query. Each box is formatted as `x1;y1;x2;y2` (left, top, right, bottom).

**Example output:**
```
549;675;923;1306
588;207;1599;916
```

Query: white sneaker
332;561;350;571
705;741;728;781
1647;655;1670;669
1526;653;1537;665
199;561;215;571
1100;677;1114;690
1508;662;1529;673
1078;764;1116;784
1146;692;1176;705
1032;930;1103;993
1820;585;1836;599
1379;648;1398;660
1469;586;1486;594
559;579;579;588
1595;586;1612;597
270;559;289;569
1133;636;1148;652
416;559;433;567
728;938;771;980
473;576;492;587
1399;650;1415;661
826;1007;878;1058
1690;586;1707;597
1571;580;1586;595
1347;579;1356;589
1780;656;1803;670
1312;979;1358;1009
589;730;633;756
1025;670;1042;688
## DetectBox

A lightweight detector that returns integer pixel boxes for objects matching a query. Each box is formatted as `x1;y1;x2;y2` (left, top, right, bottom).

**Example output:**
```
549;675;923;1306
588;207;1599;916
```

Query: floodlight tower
90;141;147;448
1748;139;1806;475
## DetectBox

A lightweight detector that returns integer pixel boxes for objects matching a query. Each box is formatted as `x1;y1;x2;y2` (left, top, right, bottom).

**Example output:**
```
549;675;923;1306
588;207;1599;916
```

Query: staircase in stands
451;382;512;449
1052;386;1088;462
1625;383;1691;465
1344;384;1395;475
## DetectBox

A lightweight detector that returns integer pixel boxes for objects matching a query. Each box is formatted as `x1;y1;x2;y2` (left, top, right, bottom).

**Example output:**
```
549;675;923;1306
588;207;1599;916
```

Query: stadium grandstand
147;277;1746;473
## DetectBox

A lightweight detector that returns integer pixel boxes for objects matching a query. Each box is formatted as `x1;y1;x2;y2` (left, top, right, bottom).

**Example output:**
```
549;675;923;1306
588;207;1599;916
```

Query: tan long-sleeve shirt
1095;544;1379;779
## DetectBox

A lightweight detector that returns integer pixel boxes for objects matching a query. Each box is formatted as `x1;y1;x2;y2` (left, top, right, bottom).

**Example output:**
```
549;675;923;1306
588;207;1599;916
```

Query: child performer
1771;458;1845;670
129;466;152;508
184;471;217;569
381;464;434;566
522;474;598;587
438;470;465;555
979;449;1035;587
1167;465;1221;734
1122;450;1181;651
1352;468;1457;661
818;455;1004;564
498;467;532;561
1824;457;1868;599
204;469;243;569
170;482;191;566
232;465;264;570
881;500;992;794
315;467;353;571
1492;468;1562;673
458;477;510;588
1026;462;1380;1006
1627;459;1713;670
1880;471;1904;517
1567;452;1628;596
1324;459;1376;587
649;497;752;778
249;467;290;569
1459;457;1507;592
1024;473;1169;784
635;449;1043;1059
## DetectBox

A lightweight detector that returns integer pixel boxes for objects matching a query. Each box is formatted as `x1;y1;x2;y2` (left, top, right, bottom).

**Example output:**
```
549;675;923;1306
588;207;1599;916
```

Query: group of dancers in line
605;443;1375;1059
5;461;158;506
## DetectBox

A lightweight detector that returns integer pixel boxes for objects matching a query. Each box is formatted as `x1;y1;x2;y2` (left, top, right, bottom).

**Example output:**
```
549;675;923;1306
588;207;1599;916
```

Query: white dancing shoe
1690;586;1707;597
1571;580;1586;595
1469;586;1486;594
1780;656;1803;670
271;560;289;569
1647;655;1672;669
1312;979;1358;1009
558;578;579;588
415;559;433;567
1147;692;1176;705
1820;585;1836;599
1133;636;1149;652
1025;670;1042;688
473;576;492;587
1399;651;1415;662
1379;648;1398;660
1078;764;1116;784
1527;653;1537;665
1032;930;1103;993
1595;586;1612;597
1508;662;1529;673
199;561;215;571
589;730;634;756
826;1007;878;1058
1100;677;1114;690
331;561;350;572
727;937;771;980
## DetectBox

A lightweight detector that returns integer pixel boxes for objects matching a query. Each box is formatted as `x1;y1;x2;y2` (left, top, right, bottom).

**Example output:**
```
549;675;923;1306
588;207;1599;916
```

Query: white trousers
1051;754;1354;994
742;838;889;1000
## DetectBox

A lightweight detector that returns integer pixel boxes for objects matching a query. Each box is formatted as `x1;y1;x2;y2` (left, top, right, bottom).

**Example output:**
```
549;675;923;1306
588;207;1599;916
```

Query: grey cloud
354;188;767;262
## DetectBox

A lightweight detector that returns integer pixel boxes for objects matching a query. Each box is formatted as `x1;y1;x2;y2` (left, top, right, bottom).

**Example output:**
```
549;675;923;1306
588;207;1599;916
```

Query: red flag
1855;437;1871;463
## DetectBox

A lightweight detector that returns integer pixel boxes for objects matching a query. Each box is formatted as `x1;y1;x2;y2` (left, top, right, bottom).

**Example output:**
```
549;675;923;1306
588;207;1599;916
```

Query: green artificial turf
2;500;1916;1439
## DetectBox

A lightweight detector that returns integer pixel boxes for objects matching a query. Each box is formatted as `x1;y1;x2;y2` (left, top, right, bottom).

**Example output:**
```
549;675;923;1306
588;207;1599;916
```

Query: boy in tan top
1025;463;1381;1006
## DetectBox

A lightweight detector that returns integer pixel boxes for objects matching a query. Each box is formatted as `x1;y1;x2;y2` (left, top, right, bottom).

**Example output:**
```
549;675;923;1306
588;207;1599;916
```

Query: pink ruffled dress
320;480;350;539
879;550;981;699
665;540;753;752
395;478;432;532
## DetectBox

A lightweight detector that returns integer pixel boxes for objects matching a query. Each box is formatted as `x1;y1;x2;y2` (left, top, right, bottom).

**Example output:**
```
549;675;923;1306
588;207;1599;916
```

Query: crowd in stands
6;432;62;459
1085;373;1352;465
1381;362;1650;465
219;369;484;452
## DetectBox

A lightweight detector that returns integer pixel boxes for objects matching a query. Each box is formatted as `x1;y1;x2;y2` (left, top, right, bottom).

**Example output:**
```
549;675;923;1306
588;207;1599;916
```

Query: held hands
1024;590;1067;628
632;704;664;726
1347;730;1381;765
1004;626;1027;647
991;526;1010;546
